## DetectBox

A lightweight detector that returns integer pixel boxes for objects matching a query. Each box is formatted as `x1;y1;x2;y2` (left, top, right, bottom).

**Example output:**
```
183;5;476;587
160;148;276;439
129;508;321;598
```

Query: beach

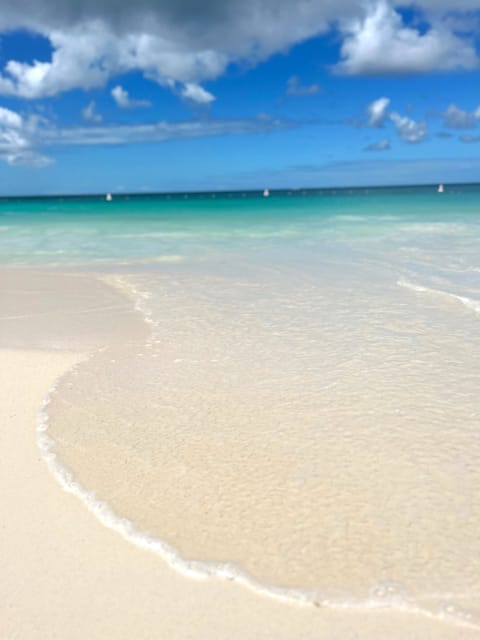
1;271;478;640
1;190;480;638
1;0;479;633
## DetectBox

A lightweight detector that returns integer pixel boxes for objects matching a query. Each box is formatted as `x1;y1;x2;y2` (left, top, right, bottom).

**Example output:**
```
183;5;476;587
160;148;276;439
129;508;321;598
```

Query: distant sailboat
106;192;113;202
263;189;270;197
437;184;444;193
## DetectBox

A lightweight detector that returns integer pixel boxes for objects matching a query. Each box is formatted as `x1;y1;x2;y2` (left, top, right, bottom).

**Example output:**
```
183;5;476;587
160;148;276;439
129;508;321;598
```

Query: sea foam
397;278;480;316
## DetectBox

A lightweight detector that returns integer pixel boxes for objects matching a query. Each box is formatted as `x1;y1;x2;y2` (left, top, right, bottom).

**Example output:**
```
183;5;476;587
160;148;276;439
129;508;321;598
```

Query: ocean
2;185;480;629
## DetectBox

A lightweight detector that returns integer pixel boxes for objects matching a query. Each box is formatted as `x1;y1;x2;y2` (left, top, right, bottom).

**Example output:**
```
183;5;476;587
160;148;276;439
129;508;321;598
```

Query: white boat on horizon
263;189;270;197
106;192;113;201
437;184;444;193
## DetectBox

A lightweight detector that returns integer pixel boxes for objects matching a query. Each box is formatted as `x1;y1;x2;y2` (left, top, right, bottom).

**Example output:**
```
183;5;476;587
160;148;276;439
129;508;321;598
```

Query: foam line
397;278;480;316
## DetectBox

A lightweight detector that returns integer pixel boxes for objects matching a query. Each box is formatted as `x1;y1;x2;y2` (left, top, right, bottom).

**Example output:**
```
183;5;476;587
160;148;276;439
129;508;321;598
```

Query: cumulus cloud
82;100;102;122
442;103;480;129
0;106;22;129
0;0;336;101
367;96;390;127
0;0;476;103
0;22;224;101
390;112;428;143
365;138;390;151
286;76;320;96
335;1;478;75
180;83;215;104
0;105;53;166
111;85;151;108
361;97;426;145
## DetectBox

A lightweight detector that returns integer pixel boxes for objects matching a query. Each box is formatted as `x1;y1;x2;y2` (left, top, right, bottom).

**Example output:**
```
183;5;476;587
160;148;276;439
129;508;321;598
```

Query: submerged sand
1;269;479;639
49;268;480;617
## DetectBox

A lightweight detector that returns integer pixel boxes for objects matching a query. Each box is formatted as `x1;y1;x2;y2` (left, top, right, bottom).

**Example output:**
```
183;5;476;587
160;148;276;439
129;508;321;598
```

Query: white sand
1;347;479;639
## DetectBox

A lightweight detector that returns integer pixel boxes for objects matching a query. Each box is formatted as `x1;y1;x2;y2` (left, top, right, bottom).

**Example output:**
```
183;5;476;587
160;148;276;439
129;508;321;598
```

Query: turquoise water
1;186;480;273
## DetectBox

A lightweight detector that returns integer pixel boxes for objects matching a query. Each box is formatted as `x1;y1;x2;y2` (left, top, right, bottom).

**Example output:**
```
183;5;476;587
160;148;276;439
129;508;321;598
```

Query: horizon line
0;181;476;201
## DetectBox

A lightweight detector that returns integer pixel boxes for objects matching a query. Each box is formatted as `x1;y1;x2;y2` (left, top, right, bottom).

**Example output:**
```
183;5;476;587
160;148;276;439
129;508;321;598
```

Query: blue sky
0;0;480;195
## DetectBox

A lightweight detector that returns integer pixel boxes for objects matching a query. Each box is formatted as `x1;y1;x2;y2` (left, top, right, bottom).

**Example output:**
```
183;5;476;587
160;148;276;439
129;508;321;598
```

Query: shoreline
1;268;479;639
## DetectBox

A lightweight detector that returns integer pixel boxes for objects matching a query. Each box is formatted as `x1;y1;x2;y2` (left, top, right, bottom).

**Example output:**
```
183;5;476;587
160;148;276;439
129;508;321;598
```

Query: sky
0;0;480;195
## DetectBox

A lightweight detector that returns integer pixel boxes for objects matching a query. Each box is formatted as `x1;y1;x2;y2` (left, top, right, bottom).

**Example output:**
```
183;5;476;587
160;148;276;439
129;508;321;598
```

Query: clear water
1;186;479;273
4;186;480;629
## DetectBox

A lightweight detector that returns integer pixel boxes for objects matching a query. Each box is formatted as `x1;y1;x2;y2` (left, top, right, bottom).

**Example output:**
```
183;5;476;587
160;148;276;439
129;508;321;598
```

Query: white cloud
442;104;480;129
0;21;225;101
367;97;390;127
365;138;390;151
390;112;428;143
111;85;151;108
180;83;215;104
362;98;427;145
0;105;295;166
41;114;291;147
286;76;320;96
0;105;53;166
0;1;476;103
82;100;102;123
335;1;478;75
0;105;23;129
111;85;130;107
6;149;53;167
0;1;335;101
1;24;114;98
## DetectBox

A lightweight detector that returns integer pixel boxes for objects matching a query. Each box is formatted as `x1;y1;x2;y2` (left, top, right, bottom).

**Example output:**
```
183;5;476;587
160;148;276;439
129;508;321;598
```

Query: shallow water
4;187;480;628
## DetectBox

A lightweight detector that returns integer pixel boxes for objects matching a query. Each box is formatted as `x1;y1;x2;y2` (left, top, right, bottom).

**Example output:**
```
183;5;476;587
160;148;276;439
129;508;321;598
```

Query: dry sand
1;270;479;639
